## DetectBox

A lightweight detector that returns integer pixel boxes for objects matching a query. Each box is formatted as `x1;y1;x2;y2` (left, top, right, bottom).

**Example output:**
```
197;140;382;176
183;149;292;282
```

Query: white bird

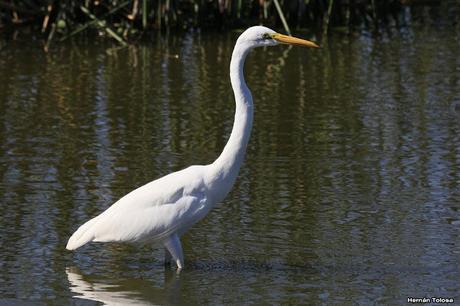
66;26;319;270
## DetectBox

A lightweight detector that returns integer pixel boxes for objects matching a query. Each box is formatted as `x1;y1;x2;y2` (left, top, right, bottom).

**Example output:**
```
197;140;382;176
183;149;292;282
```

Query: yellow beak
271;33;320;48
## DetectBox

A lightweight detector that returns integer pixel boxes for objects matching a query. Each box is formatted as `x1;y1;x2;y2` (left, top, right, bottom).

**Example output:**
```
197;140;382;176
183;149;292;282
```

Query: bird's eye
262;33;272;40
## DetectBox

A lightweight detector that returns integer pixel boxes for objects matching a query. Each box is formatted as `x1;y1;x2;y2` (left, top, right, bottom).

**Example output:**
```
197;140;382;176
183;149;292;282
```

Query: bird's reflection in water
66;267;182;305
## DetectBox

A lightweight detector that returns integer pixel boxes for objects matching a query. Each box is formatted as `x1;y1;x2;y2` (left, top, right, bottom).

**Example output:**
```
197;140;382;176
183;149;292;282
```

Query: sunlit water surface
0;26;459;305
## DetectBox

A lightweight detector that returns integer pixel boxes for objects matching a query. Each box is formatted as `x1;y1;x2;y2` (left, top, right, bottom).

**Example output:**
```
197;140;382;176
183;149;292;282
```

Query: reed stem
273;0;291;35
80;6;128;46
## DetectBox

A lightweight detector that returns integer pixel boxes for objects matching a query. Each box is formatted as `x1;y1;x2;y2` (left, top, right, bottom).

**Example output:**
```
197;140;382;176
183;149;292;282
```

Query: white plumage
66;26;319;270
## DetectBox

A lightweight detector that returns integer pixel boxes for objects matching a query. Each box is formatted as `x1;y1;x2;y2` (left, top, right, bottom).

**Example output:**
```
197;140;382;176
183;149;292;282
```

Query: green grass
0;0;457;47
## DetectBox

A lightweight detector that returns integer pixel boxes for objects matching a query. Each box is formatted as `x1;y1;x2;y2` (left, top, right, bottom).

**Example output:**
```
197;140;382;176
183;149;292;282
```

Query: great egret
66;26;319;270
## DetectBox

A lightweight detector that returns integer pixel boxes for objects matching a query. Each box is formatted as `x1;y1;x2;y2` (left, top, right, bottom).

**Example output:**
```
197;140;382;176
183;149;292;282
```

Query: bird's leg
163;233;184;270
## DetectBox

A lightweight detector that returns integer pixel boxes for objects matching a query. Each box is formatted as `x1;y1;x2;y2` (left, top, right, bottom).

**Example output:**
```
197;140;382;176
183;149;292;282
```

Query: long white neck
210;41;254;194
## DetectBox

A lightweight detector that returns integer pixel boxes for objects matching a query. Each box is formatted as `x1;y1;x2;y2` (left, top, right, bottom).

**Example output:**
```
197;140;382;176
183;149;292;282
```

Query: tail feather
66;216;99;250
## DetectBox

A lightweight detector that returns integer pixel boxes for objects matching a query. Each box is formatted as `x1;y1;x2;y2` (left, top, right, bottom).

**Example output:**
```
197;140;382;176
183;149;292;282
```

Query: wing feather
92;194;207;243
66;165;209;249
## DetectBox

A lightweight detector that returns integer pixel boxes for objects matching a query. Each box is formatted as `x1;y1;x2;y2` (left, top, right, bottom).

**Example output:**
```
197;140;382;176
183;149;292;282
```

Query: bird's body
66;26;318;269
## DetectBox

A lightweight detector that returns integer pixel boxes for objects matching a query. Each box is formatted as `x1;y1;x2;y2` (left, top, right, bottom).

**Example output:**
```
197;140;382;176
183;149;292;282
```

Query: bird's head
236;26;320;49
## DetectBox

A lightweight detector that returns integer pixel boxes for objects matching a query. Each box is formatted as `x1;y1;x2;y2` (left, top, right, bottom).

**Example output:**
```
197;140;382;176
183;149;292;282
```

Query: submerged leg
163;233;184;270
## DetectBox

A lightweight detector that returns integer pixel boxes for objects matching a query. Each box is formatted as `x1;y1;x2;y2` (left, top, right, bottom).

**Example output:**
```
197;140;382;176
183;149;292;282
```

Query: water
0;26;459;305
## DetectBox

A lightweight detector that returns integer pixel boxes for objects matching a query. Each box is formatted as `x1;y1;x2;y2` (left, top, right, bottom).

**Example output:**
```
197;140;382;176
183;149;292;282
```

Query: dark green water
0;26;459;305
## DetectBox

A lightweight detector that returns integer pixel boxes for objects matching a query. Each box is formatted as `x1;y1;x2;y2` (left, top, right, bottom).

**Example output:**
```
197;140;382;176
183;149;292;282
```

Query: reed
0;0;455;46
